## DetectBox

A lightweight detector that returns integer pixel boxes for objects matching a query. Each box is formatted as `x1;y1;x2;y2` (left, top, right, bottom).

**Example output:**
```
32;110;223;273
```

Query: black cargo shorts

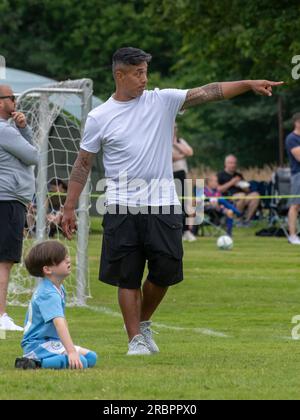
99;206;184;289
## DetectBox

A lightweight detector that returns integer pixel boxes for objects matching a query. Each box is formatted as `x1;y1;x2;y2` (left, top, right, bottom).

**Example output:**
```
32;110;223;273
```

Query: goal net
8;79;93;307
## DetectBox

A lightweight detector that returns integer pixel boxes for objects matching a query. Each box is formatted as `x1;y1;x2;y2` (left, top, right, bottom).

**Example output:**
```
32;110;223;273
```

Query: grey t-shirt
0;118;39;205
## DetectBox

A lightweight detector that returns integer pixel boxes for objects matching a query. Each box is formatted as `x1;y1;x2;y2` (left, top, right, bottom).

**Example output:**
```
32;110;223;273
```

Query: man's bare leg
0;262;14;315
233;193;247;215
118;288;142;341
245;192;260;222
141;280;168;322
288;204;300;236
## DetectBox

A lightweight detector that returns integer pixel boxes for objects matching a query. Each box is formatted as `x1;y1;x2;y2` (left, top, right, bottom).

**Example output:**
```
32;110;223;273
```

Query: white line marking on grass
89;305;122;318
153;323;230;338
278;336;299;341
88;305;230;338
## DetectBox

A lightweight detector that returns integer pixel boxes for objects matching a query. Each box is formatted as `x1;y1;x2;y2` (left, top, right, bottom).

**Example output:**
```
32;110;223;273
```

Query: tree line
1;0;299;169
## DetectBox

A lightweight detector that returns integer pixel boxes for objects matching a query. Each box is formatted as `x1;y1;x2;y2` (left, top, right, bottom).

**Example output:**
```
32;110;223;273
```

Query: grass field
1;225;300;400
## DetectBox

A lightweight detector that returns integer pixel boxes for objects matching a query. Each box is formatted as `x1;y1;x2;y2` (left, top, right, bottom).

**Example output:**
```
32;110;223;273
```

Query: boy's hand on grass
68;351;83;370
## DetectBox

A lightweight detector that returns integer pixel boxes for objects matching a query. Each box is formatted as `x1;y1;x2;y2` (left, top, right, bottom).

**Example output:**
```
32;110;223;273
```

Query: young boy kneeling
16;241;97;370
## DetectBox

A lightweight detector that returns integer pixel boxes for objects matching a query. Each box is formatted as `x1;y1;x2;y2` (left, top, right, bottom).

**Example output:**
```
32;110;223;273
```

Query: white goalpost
8;79;93;307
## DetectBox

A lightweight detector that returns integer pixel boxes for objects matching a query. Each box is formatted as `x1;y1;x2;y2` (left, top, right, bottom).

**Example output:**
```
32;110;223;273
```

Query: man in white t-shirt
62;47;283;356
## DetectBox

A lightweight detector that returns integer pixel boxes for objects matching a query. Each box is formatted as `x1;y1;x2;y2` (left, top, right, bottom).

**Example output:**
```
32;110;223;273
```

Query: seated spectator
47;179;68;237
24;179;68;238
25;201;37;238
204;175;241;236
218;155;260;226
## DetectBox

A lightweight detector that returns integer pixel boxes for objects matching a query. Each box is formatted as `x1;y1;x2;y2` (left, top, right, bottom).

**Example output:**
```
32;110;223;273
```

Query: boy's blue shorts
23;341;82;361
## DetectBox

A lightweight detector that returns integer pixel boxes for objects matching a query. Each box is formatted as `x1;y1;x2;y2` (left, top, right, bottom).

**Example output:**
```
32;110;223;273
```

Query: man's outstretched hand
250;80;284;97
62;207;77;240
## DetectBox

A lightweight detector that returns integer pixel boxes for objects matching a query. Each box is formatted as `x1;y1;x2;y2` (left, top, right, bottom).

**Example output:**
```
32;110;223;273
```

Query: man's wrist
244;80;254;91
64;202;76;211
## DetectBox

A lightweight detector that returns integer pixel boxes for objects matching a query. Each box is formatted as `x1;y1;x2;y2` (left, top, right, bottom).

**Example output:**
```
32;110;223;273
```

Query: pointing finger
268;81;285;86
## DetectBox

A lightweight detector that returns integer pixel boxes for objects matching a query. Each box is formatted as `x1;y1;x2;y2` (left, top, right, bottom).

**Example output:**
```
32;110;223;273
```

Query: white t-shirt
81;88;188;207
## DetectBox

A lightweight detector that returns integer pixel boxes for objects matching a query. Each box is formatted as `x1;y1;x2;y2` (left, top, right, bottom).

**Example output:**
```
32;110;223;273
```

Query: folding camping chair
269;167;295;238
192;201;227;237
197;208;227;237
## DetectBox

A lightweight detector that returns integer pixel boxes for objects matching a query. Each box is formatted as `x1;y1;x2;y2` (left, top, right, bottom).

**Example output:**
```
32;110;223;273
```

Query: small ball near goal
217;235;233;250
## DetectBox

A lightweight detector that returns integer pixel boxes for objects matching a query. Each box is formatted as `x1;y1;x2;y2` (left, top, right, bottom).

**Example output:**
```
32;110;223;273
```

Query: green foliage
0;0;299;168
0;0;179;98
146;0;300;168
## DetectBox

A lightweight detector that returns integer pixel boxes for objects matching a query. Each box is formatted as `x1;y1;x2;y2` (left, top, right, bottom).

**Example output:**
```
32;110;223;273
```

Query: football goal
8;79;93;307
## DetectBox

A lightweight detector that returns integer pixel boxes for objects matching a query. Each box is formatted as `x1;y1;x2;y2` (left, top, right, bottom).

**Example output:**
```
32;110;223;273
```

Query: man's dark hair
112;47;152;73
25;241;68;277
292;113;300;124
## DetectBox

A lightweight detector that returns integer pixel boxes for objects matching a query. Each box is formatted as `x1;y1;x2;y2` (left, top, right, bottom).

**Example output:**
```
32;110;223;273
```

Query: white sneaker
127;334;152;356
0;314;23;332
182;231;197;242
140;321;159;354
288;235;300;245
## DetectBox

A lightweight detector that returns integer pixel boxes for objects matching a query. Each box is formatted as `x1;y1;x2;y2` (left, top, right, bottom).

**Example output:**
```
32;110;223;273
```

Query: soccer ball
217;235;233;250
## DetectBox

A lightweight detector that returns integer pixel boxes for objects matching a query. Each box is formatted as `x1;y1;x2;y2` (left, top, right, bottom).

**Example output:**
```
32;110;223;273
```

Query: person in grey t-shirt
0;84;39;332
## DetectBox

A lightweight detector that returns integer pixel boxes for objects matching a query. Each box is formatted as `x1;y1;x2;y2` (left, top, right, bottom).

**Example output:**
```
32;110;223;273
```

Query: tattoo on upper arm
183;83;224;109
70;150;95;185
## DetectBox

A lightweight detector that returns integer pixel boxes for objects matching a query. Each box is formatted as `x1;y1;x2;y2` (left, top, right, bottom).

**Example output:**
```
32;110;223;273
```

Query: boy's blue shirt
21;279;66;354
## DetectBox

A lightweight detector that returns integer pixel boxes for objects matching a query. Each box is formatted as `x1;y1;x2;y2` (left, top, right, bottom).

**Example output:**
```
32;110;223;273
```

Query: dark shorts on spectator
0;201;26;263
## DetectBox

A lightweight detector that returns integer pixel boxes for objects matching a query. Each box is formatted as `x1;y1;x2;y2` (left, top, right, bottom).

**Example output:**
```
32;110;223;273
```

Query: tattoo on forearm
183;83;224;109
70;150;94;186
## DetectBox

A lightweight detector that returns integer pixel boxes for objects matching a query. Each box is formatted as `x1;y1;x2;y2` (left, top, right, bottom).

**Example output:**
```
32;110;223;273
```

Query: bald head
0;84;15;119
225;155;238;173
0;84;13;96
